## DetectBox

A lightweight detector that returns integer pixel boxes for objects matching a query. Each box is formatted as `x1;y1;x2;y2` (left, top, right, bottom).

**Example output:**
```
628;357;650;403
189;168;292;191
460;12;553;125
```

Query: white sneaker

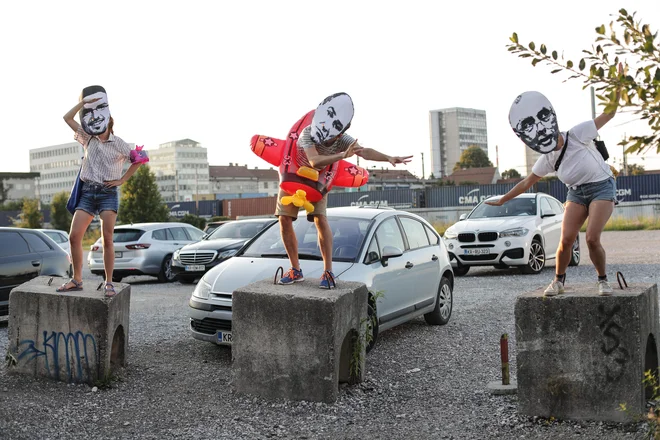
544;280;564;297
598;280;613;296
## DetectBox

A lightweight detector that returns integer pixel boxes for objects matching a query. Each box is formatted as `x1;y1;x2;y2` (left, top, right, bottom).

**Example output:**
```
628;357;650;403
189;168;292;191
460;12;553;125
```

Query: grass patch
433;222;453;236
580;216;660;232
82;229;102;248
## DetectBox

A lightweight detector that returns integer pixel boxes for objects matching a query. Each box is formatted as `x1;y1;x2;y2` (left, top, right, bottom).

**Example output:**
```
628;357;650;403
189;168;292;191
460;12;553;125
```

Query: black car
172;218;276;284
0;227;71;316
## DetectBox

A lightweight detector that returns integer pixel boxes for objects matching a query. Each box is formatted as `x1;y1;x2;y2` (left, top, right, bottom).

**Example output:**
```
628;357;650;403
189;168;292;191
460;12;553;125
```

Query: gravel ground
1;231;659;440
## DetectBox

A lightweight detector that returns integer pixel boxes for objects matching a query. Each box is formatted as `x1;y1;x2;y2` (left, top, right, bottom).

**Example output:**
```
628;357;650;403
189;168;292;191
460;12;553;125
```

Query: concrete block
6;276;130;385
231;279;368;403
515;283;659;422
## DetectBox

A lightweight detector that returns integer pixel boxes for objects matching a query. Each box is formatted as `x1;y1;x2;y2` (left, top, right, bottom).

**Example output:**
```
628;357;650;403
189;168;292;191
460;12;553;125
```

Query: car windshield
469;197;537;219
207;220;272;240
242;216;372;262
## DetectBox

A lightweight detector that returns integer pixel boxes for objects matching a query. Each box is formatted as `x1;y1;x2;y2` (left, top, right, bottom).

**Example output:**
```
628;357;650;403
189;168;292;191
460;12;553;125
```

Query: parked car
203;221;231;235
38;229;71;254
188;207;454;351
442;193;580;276
172;218;277;284
87;223;204;282
0;227;71;316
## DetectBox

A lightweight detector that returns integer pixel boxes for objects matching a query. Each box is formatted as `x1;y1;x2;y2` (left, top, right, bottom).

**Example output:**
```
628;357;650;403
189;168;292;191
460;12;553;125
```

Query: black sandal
103;282;117;298
56;279;83;292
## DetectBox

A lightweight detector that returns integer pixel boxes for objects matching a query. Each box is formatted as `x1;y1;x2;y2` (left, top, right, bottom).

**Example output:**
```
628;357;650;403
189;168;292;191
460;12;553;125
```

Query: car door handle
173;243;179;245
405;262;414;269
431;255;438;261
32;260;41;267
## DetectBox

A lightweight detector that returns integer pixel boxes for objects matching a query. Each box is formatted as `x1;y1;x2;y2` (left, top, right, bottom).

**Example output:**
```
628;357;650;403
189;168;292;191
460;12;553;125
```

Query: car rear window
113;229;146;243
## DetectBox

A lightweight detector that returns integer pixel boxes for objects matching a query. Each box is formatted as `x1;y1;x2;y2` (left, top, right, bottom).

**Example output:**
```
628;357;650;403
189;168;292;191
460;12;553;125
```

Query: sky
1;0;659;178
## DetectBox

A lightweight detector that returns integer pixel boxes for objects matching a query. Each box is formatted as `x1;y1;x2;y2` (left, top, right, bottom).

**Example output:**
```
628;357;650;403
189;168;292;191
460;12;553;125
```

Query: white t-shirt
531;120;612;187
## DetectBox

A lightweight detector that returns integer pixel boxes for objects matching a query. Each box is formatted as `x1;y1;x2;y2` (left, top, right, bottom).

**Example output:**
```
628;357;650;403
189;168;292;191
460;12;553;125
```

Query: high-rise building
0;172;40;203
149;139;210;203
29;142;84;205
429;108;488;178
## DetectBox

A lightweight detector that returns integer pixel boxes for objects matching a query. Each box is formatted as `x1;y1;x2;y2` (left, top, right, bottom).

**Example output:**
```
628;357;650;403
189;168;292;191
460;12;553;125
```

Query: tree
0;179;10;204
501;169;522;179
621;163;646;175
428;172;435;180
180;214;206;230
453;146;493;171
506;8;660;155
118;166;169;224
50;191;72;232
18;198;43;228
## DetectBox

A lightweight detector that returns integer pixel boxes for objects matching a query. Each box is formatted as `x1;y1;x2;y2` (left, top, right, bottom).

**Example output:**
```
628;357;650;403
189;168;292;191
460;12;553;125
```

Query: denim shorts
566;177;617;207
76;181;119;216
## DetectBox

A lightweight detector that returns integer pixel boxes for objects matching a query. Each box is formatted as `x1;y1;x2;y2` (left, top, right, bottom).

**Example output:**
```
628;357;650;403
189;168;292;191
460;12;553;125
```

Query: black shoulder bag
595;139;609;161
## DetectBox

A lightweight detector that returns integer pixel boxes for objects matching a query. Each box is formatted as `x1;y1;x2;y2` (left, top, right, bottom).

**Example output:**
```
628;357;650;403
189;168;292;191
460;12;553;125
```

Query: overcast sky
2;0;658;178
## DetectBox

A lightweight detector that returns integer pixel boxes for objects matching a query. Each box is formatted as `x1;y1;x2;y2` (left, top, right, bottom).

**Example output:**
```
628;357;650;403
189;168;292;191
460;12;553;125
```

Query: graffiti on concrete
17;330;98;382
598;304;629;382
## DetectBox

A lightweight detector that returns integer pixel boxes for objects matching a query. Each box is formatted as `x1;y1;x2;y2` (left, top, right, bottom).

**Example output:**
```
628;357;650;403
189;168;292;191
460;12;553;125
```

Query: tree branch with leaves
506;8;660;155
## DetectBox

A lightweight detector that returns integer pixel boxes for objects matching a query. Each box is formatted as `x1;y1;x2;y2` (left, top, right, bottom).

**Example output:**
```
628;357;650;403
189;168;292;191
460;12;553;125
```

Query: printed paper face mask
509;91;559;154
80;85;111;136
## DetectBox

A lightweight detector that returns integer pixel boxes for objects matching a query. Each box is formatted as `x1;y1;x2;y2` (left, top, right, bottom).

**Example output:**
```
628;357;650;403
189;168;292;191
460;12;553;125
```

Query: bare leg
279;216;300;270
314;215;333;272
67;210;94;287
555;202;588;276
100;210;118;284
584;200;615;277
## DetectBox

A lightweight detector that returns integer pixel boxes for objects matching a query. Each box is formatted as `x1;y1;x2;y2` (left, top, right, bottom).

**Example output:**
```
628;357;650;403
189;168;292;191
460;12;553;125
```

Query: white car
189;207;454;352
38;229;71;255
442;193;580;276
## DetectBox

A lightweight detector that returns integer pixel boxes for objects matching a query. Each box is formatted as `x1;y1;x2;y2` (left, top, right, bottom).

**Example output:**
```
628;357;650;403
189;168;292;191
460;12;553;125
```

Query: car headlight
499;227;529;238
218;249;238;260
173;249;181;260
193;279;212;299
444;227;458;240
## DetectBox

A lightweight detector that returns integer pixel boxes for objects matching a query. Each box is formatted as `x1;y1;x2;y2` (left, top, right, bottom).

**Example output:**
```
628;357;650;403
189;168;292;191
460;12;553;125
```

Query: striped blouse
296;125;355;169
75;128;132;183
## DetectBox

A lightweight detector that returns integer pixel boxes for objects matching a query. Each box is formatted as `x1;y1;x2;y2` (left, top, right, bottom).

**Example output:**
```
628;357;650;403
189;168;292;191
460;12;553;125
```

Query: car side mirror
381;246;403;267
541;210;556;218
365;251;380;265
459;214;467;221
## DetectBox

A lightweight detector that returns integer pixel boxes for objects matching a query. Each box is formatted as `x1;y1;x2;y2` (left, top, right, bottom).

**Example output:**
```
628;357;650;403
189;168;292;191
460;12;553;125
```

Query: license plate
463;248;490;255
217;331;232;343
115;251;122;258
185;265;205;271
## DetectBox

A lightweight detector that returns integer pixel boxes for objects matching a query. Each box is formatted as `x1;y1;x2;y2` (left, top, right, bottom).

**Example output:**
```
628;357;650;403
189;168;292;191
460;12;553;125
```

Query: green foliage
180;214;206;230
507;9;660;155
458;181;480;186
453;146;493;171
17;199;43;229
117;166;169;224
0;179;10;204
432;179;455;187
428;172;435;180
501;168;522;179
209;216;230;222
0;200;23;211
50;191;72;232
621;163;646;175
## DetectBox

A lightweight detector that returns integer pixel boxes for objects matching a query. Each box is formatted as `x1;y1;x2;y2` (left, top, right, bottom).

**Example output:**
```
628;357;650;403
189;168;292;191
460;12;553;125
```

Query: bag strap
554;131;569;172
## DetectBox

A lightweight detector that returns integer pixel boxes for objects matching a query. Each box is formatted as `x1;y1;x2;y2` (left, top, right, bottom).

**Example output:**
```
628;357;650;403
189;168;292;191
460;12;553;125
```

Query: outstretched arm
485;173;542;206
354;144;413;166
594;62;623;130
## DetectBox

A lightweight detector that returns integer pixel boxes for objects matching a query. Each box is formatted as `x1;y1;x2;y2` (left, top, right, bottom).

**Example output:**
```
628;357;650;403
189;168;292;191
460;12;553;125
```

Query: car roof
325;206;396;220
226;218;277;223
114;222;201;231
0;227;49;232
37;229;68;234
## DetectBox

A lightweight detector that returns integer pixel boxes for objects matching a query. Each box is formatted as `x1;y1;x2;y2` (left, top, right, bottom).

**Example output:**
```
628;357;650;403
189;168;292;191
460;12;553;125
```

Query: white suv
442;193;580;276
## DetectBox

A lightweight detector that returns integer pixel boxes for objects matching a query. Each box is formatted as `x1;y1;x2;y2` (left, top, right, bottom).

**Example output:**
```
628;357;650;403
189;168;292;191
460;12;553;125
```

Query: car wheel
453;264;470;277
157;255;175;283
366;303;378;353
424;276;452;326
68;264;73;277
178;276;196;284
522;238;545;274
112;275;123;283
568;236;580;267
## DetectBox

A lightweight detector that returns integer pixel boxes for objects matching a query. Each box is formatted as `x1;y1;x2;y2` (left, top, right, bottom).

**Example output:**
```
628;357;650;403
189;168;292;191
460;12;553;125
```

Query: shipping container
327;189;418;209
166;200;221;218
222;196;278;219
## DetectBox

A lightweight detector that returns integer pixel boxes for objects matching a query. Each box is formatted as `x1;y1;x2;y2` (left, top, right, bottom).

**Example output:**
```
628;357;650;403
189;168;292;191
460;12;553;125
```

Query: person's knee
559;235;575;250
279;215;293;229
585;233;601;248
102;232;114;248
69;227;85;244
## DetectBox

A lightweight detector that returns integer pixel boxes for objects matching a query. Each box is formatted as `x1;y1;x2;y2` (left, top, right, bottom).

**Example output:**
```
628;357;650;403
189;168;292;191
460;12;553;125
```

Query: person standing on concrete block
488;64;623;297
277;93;412;288
59;86;145;297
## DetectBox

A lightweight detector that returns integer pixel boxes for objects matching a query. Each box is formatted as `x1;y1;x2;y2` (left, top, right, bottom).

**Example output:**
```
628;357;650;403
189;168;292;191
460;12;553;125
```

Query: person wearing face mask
58;85;145;297
276;92;413;288
487;70;622;297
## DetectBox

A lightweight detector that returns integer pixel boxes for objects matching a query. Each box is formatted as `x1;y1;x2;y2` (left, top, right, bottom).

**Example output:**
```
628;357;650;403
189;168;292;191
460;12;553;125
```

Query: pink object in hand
130;145;149;164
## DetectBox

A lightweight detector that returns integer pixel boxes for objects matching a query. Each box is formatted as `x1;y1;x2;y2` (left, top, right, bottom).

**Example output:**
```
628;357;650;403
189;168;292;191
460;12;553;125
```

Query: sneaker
598;280;613;296
543;280;564;297
278;267;304;285
319;271;336;289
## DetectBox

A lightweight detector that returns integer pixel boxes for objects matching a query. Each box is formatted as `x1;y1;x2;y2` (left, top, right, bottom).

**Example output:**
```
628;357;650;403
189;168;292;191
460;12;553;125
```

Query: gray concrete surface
0;233;659;439
516;283;659;422
232;279;368;403
6;277;130;384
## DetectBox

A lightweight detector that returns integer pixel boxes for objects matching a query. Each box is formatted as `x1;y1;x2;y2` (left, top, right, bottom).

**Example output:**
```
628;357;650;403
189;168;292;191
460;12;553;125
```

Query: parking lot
1;231;659;439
